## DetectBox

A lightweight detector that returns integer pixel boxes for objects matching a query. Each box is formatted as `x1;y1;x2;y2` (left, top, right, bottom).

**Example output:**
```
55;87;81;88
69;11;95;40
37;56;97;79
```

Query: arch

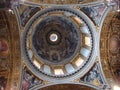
30;82;99;90
100;7;120;87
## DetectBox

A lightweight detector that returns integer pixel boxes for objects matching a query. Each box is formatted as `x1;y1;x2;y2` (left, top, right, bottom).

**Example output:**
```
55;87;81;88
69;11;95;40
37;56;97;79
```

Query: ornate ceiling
0;0;120;90
22;6;95;81
101;11;120;87
0;10;21;90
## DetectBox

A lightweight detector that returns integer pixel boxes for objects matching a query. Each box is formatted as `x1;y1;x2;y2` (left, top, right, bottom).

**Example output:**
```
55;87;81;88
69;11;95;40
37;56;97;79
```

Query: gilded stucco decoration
101;12;120;87
0;10;21;90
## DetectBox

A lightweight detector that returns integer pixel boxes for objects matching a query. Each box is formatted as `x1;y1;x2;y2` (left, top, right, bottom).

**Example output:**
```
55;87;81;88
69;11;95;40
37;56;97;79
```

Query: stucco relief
109;35;120;53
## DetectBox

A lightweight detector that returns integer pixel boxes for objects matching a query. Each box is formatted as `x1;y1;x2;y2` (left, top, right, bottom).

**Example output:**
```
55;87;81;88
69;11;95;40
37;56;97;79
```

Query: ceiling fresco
0;38;9;59
22;67;44;90
0;10;21;90
0;0;120;90
100;12;120;88
0;11;11;90
32;16;79;64
81;63;104;87
11;0;120;90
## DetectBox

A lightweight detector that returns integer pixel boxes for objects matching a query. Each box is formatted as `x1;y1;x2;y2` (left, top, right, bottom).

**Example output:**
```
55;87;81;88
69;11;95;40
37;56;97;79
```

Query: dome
23;7;95;81
32;16;80;64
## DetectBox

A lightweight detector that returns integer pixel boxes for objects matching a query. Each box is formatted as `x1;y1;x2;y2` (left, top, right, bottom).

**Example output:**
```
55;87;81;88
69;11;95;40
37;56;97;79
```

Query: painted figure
0;76;7;90
0;38;9;58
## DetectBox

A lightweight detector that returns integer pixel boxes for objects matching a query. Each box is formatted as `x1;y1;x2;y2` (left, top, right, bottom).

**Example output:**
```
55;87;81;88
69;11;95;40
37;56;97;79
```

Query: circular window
49;33;58;42
23;7;96;81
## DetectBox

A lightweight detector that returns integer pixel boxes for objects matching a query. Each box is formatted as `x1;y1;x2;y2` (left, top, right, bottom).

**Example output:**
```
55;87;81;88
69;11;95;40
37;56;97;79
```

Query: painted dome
23;7;96;81
32;16;80;64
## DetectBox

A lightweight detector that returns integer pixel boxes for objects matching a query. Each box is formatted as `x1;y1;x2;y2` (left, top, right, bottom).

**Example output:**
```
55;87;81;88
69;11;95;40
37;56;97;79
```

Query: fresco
81;64;104;87
0;37;9;90
22;68;43;90
20;6;40;26
0;38;9;59
114;69;120;84
114;69;120;76
81;4;106;25
0;76;7;90
32;16;79;63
